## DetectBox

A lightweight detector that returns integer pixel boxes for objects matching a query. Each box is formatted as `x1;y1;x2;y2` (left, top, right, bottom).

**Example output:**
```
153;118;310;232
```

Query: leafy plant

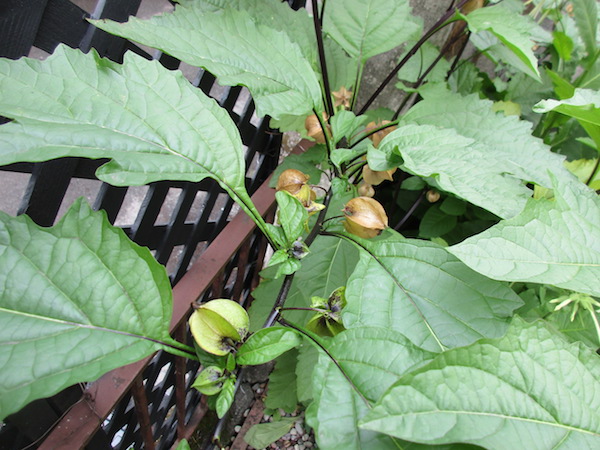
1;0;600;448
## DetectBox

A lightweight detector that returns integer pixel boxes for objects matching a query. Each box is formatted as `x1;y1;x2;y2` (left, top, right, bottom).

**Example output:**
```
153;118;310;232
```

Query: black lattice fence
0;0;304;448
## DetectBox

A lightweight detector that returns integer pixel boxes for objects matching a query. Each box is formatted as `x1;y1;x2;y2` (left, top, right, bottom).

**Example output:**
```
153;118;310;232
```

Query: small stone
295;423;304;435
256;388;263;394
263;414;270;421
243;408;250;417
290;428;298;435
304;441;313;448
234;425;242;433
294;445;300;450
302;434;310;442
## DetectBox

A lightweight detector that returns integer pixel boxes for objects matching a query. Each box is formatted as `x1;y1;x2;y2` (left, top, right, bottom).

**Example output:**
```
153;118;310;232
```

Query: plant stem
162;346;199;361
350;63;363;111
349;121;399;149
280;307;331;313
584;157;600;186
357;0;470;114
394;189;426;230
312;0;335;117
393;20;472;121
319;0;327;26
277;316;371;407
263;273;296;327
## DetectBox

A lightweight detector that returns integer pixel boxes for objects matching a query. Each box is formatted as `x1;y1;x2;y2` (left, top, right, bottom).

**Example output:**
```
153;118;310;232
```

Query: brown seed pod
343;197;388;238
276;169;309;195
305;112;329;144
358;181;375;198
362;165;396;186
426;190;441;203
365;120;397;148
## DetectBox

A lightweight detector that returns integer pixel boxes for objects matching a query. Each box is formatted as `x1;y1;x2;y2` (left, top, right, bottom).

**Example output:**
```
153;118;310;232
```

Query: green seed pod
189;299;249;356
192;366;225;396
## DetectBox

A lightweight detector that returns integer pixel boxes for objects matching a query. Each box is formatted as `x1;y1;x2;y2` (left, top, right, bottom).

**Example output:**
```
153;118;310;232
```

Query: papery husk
276;169;309;195
366;120;397;148
362;165;396;186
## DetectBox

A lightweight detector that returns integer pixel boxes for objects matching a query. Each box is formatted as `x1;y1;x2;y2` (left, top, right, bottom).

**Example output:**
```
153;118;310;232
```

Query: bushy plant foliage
1;0;599;448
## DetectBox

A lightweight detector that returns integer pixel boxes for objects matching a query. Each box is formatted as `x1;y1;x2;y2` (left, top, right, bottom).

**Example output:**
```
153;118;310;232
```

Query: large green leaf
360;318;600;448
93;4;322;119
323;0;422;63
340;229;523;352
571;0;598;57
174;0;319;70
306;327;435;450
0;45;268;235
388;88;570;218
249;235;359;331
450;175;600;297
464;4;541;80
0;200;173;420
264;349;299;413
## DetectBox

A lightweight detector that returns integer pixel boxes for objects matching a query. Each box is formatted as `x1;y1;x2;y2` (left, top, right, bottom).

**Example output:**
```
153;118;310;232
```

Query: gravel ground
224;381;316;450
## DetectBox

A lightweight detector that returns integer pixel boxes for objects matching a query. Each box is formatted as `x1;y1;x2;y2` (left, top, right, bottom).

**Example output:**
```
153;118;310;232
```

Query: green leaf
237;327;302;365
216;377;236;419
419;205;457;238
465;4;541;80
296;339;319;404
93;6;322;119
449;175;600;297
307;327;435;450
176;0;320;75
360;318;600;448
175;438;192;450
323;0;422;62
440;196;467;216
276;191;308;246
534;88;600;127
553;30;574;61
244;417;297;449
262;249;302;280
0;45;268;238
369;123;523;219
571;0;598;57
264;349;299;413
330;110;368;146
249;235;359;331
340;229;523;352
389;89;570;218
0;200;172;420
324;36;356;92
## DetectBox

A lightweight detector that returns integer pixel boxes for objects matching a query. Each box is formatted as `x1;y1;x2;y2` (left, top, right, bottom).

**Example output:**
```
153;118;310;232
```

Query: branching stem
312;0;335;117
357;0;470;114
